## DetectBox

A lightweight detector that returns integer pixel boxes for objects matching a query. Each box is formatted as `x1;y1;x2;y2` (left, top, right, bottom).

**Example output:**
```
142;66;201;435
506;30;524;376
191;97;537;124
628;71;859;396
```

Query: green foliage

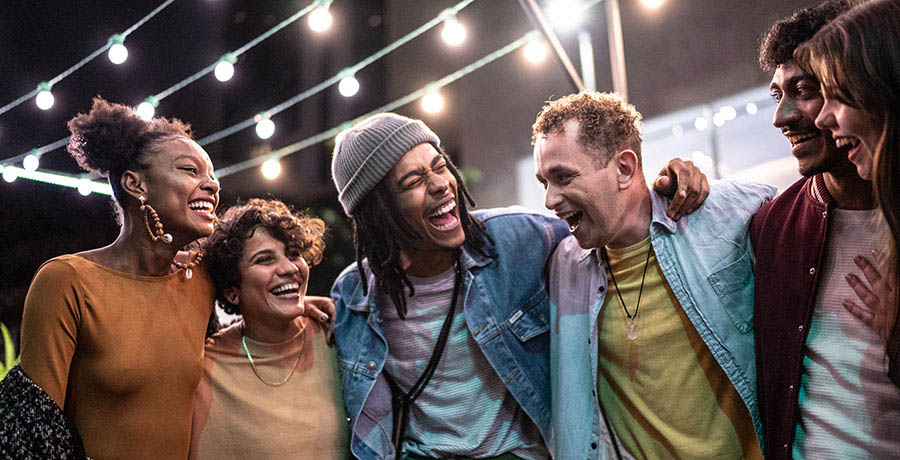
0;322;20;379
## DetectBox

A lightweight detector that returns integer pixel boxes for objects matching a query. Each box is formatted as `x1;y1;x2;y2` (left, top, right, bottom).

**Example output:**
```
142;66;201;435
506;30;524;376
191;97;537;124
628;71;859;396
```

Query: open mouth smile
427;198;460;231
835;136;863;160
269;282;300;299
188;198;216;219
558;211;583;232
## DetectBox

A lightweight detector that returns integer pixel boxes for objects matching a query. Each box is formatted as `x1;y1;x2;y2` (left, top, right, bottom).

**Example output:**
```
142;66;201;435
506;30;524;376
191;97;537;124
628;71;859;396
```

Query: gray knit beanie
332;112;440;216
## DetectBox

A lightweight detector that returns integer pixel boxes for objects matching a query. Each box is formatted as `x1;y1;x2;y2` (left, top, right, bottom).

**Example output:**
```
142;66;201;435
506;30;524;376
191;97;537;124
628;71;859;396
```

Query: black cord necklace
601;243;652;340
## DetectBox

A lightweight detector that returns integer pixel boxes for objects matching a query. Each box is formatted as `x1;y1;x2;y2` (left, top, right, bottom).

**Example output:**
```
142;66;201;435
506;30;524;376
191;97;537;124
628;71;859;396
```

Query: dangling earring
139;196;173;244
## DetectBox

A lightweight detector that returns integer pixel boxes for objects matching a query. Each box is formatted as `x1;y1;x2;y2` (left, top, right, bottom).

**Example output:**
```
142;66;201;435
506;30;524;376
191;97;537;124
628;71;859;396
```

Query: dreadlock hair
350;148;493;319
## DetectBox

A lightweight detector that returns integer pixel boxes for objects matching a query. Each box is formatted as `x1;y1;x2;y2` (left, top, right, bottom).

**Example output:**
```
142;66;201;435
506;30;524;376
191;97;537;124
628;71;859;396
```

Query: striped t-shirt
381;266;547;459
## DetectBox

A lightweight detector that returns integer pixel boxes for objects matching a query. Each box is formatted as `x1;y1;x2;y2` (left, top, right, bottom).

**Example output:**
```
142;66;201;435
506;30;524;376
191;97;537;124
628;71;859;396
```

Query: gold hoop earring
139;196;173;244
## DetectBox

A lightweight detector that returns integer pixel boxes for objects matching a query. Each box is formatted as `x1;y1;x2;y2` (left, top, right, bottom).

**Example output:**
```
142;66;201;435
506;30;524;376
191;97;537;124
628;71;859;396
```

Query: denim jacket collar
346;240;493;314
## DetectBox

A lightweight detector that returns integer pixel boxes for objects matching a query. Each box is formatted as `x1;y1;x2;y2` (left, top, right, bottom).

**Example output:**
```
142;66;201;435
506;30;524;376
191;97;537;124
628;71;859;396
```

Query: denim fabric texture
548;180;776;460
331;207;570;460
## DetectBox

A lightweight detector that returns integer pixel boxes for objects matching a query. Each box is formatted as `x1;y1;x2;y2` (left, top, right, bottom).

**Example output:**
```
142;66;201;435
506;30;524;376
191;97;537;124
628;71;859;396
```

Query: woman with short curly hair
190;198;349;459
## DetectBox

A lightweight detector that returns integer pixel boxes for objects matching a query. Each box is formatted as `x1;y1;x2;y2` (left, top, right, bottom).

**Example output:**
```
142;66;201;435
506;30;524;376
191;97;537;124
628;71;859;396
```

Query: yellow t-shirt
190;317;350;459
20;254;215;460
597;238;761;459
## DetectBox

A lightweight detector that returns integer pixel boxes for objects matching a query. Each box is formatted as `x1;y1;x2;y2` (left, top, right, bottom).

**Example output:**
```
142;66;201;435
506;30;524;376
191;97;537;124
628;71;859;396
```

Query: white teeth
429;200;456;217
835;138;854;148
189;200;214;211
787;133;816;144
271;283;299;296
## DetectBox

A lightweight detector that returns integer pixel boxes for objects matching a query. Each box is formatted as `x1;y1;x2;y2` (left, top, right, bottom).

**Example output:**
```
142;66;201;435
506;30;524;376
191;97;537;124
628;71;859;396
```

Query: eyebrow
248;248;275;262
396;155;444;185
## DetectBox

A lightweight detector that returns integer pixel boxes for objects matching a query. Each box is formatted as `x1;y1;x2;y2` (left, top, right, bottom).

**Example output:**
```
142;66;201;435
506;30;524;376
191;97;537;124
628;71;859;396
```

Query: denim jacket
331;207;570;460
548;180;776;460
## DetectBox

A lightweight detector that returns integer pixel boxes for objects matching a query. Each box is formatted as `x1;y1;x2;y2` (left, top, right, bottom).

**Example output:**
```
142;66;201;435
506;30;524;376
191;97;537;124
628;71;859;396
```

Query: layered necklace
600;244;652;340
240;320;306;387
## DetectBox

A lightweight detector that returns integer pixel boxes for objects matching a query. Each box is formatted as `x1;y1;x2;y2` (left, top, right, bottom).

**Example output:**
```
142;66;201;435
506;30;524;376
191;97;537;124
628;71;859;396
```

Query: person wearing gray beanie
329;111;710;460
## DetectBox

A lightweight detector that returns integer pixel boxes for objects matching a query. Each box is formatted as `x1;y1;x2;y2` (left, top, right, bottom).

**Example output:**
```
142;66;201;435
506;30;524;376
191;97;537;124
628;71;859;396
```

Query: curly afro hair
758;0;854;72
202;198;326;315
66;97;193;213
531;91;643;167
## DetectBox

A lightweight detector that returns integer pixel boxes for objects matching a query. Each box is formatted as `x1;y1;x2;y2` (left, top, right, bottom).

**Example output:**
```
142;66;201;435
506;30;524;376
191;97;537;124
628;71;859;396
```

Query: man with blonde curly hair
533;91;773;459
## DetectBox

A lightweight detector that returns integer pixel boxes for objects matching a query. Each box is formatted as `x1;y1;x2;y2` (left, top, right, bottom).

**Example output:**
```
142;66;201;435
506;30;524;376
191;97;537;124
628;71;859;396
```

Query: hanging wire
214;31;531;178
0;0;177;117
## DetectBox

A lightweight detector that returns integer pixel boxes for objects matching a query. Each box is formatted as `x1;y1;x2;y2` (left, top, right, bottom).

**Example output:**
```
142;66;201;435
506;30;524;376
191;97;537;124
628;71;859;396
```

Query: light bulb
719;105;737;121
78;179;93;196
108;43;128;65
641;0;663;9
524;39;547;63
441;17;466;46
694;116;708;132
255;117;275;139
2;167;17;183
136;101;155;120
36;83;54;110
23;153;40;171
261;158;282;180
745;102;759;115
338;74;359;97
309;5;332;32
545;0;584;32
214;60;235;82
712;112;726;127
421;90;444;114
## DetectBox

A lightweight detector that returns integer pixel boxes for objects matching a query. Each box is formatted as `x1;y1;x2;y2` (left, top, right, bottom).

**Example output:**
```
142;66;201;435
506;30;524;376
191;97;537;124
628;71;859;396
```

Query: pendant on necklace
184;267;193;280
627;322;638;340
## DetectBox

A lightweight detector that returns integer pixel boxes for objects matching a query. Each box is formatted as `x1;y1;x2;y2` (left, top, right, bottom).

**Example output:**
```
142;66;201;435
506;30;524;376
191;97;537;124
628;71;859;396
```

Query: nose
277;255;300;276
426;171;450;195
815;97;837;131
773;96;801;129
202;173;221;195
543;184;563;211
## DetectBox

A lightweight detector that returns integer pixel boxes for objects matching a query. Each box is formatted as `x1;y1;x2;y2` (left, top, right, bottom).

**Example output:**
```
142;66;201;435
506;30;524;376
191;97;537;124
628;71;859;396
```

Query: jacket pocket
507;289;551;342
707;250;754;333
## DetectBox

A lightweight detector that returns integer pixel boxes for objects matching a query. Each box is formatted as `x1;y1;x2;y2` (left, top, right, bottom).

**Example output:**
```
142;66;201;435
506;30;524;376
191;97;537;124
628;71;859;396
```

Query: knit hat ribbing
331;113;440;216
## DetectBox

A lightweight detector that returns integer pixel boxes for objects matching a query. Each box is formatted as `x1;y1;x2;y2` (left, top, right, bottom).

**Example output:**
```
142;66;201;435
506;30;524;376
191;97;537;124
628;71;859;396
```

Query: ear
615;150;640;190
224;287;240;306
120;170;148;202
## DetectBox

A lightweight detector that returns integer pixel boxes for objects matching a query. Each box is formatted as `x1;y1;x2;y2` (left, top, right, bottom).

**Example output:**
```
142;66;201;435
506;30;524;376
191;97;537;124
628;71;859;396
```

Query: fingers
842;299;877;329
691;173;710;214
846;273;880;310
304;304;331;324
854;255;883;286
303;296;336;324
652;175;673;196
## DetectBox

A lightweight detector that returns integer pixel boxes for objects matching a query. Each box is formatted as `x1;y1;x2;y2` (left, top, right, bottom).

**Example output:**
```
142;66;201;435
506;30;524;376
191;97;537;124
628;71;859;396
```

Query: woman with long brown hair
796;0;900;388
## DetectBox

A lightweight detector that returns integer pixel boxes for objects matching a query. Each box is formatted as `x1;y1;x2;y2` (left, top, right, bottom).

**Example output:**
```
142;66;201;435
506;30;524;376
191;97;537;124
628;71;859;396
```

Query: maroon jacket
749;174;834;460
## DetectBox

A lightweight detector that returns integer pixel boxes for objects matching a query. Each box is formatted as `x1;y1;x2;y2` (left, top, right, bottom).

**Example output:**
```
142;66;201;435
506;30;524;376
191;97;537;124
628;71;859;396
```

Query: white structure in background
517;84;800;212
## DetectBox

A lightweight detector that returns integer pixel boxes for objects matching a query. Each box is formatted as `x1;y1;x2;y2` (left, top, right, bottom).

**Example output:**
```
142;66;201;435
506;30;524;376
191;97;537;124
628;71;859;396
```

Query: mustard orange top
19;254;214;460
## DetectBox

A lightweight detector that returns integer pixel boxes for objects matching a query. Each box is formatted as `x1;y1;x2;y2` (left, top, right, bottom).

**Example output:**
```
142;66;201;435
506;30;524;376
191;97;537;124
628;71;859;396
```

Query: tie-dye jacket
547;181;775;459
331;207;569;460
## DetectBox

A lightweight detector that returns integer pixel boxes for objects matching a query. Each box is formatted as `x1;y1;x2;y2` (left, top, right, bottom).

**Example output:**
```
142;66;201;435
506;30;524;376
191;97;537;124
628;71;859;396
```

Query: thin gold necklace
240;322;305;387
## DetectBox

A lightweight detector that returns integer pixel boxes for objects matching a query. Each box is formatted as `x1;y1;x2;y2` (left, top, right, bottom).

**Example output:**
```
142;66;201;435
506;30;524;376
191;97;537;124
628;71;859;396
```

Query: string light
136;96;159;121
719;105;737;121
23;151;40;171
255;113;275;139
523;32;547;63
35;82;54;110
694;116;708;131
745;102;758;115
108;34;128;65
421;87;444;114
3;167;17;183
641;0;664;9
338;70;360;97
308;1;333;32
214;53;237;82
545;0;584;32
261;158;282;179
441;14;466;46
712;111;726;127
77;179;93;196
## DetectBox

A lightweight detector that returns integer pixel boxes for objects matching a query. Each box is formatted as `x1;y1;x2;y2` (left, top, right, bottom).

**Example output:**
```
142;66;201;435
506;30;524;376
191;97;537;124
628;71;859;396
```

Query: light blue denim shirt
331;207;570;460
548;180;776;460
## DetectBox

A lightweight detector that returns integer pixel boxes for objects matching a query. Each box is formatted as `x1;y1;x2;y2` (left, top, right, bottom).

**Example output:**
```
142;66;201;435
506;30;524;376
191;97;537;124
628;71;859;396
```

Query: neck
822;162;874;210
101;216;183;275
402;246;457;278
243;315;304;344
605;187;652;250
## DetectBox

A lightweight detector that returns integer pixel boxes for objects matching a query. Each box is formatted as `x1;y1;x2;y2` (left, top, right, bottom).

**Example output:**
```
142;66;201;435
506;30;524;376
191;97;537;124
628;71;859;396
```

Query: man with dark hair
752;2;899;459
329;112;707;460
533;91;773;460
